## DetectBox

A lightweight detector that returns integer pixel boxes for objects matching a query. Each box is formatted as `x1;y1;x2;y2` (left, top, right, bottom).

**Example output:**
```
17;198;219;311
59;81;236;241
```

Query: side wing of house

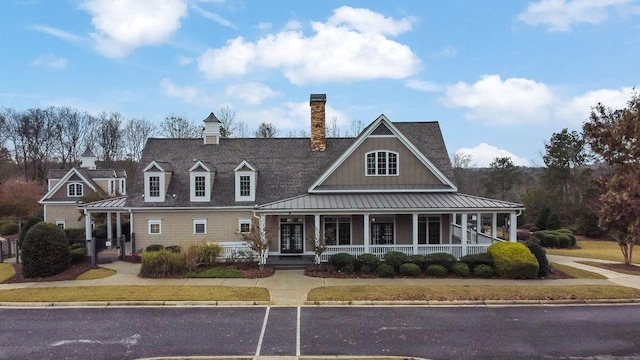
39;168;99;229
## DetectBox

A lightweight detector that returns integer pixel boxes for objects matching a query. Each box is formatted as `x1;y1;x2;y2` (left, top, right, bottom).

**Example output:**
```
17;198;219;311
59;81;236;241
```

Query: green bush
459;253;494;271
451;262;470;277
145;244;165;252
383;251;408;272
165;245;181;253
535;205;551;230
408;254;427;271
328;252;355;273
64;228;86;244
0;222;18;235
425;264;447;277
546;213;561;230
473;264;494;278
18;217;41;247
376;263;395;278
140;249;187;278
425;252;456;271
487;242;539;279
356;253;380;273
186;243;222;269
70;246;86;262
525;241;549;278
70;242;85;250
531;229;576;249
399;263;421;277
20;222;70;278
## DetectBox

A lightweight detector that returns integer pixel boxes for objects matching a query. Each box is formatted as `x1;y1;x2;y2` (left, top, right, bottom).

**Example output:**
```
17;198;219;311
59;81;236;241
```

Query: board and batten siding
321;137;443;187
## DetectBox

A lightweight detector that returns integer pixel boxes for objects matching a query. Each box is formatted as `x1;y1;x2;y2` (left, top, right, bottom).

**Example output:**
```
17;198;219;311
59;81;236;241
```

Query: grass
307;284;640;302
186;267;243;278
0;285;269;302
76;268;116;280
546;239;625;262
578;261;640;276
549;262;607;279
0;263;15;283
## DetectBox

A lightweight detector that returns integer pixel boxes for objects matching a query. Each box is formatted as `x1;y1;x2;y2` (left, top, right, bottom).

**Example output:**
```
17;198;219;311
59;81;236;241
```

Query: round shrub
425;264;447;277
376;263;395;278
328;252;355;273
70;246;86;262
487;242;539;279
145;244;165;252
20;222;70;278
383;251;408;272
473;264;494;278
18;217;41;247
425;252;457;271
0;222;19;236
459;253;494;271
547;213;561;230
451;262;470;277
64;228;86;244
356;253;380;273
525;241;549;278
408;254;427;271
399;263;421;277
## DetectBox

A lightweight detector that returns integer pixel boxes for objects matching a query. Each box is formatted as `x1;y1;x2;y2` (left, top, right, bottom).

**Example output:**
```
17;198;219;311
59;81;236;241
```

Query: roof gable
189;160;213;172
39;167;99;203
143;160;173;172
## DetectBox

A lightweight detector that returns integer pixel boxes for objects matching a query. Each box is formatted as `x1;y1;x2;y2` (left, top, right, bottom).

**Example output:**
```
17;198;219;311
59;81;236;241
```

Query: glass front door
281;223;303;254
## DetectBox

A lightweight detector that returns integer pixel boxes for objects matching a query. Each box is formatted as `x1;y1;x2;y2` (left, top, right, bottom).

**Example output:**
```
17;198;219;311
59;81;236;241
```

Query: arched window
365;151;398;176
67;183;83;197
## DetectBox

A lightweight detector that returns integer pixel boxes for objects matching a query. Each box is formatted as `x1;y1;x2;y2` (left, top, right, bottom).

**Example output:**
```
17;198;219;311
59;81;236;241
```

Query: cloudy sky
1;0;638;166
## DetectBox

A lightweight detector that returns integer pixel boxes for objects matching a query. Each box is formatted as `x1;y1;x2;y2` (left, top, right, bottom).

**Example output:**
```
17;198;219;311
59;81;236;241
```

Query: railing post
412;213;419;255
363;214;370;254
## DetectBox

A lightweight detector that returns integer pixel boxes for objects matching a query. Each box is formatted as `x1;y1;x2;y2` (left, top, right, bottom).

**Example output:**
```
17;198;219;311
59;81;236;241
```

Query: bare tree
327;116;340;137
238;218;273;271
217;106;248;138
123;117;156;161
160;114;201;138
350;119;364;136
97;111;123;167
254;122;279;138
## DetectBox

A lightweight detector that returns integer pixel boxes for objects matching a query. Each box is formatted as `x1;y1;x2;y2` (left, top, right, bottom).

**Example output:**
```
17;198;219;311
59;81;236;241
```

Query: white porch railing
319;243;494;262
216;241;261;261
320;245;365;262
451;224;503;245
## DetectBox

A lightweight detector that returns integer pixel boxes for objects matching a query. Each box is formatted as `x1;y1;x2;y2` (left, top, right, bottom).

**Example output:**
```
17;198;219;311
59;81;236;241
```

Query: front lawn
546;238;626;262
0;263;15;283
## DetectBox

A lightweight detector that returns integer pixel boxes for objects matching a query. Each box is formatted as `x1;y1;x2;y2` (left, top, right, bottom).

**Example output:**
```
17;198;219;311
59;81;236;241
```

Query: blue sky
1;0;638;167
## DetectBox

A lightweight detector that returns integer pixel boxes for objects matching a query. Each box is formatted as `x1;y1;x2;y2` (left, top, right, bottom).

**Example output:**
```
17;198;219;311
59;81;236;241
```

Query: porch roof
255;193;524;213
78;196;128;211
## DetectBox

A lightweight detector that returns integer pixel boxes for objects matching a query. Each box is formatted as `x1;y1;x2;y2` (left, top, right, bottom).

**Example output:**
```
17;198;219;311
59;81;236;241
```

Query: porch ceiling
255;193;524;213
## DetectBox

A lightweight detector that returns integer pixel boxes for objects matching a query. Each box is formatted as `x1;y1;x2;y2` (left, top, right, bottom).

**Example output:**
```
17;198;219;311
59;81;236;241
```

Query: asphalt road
1;305;639;360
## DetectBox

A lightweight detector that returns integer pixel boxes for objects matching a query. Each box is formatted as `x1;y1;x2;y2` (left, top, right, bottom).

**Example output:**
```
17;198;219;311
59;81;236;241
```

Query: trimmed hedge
356;253;380;273
425;252;456;271
526;241;549;278
408;254;428;271
0;222;18;236
399;263;421;277
531;229;576;248
487;242;539;279
451;262;470;277
145;244;165;252
328;252;355;273
459;253;494;271
20;222;71;278
473;264;494;278
383;251;408;272
376;263;395;278
425;264;447;277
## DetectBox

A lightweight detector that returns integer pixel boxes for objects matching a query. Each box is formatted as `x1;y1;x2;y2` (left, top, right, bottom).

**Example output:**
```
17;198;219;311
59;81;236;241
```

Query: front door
280;223;303;254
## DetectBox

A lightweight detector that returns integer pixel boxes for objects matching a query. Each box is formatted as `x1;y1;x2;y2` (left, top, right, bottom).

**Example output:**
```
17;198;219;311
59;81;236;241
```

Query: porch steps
266;255;315;270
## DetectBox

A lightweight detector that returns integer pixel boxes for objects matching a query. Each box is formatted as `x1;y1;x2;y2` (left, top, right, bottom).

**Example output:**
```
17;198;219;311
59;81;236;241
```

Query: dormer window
234;160;257;202
366;151;398;176
148;176;160;197
67;183;83;197
143;161;172;202
189;161;213;202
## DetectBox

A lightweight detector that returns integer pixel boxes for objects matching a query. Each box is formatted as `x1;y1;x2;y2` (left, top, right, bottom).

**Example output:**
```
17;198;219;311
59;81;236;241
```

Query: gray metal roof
255;193;524;213
80;196;128;210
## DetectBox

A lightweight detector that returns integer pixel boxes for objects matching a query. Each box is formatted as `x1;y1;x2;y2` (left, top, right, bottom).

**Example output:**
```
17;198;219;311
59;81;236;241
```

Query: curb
0;300;270;308
305;298;640;306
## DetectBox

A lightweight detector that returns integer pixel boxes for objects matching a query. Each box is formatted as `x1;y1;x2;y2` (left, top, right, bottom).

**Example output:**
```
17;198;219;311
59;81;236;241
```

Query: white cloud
257;22;272;30
190;3;237;29
456;143;531;167
239;101;349;134
557;87;634;124
518;0;632;32
177;55;194;66
159;78;216;107
29;24;85;44
430;45;457;58
80;0;188;58
405;79;442;92
31;54;67;69
224;82;280;105
442;74;556;124
197;6;420;84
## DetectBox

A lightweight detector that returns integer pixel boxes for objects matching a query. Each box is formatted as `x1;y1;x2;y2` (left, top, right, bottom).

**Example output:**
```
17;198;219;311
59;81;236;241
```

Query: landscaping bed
2;261;97;283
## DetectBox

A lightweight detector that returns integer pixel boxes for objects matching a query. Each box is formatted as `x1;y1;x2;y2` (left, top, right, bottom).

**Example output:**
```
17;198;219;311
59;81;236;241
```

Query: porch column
259;214;267;264
461;213;468;257
116;212;122;239
106;211;112;242
509;212;517;242
363;214;370;254
314;214;321;264
84;210;95;266
129;210;134;254
449;213;454;243
412;213;419;255
492;213;498;241
476;212;482;235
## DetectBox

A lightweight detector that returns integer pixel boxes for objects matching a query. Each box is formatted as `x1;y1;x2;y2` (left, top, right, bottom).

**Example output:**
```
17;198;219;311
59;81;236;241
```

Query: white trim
309;188;456;194
193;218;207;235
55;220;66;229
233;160;257;172
67;182;84;197
235;171;256;202
369;214;396;245
322;215;352;245
148;219;162;235
39;167;97;202
144;172;165;202
364;150;399;177
190;171;211;202
278;216;305;254
189;160;212;172
238;218;252;233
143;160;168;172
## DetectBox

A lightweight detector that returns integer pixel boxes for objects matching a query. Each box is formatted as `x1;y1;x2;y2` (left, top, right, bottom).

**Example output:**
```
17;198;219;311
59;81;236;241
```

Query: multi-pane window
148;176;160;197
371;216;394;244
418;216;441;244
67;183;83;197
193;219;206;235
239;219;251;233
324;217;351;245
240;175;251;197
366;151;398;176
148;220;161;234
194;176;206;197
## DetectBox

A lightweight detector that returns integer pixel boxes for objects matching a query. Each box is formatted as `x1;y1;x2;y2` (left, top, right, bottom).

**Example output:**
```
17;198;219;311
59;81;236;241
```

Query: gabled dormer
189;160;215;202
143;160;173;202
203;112;221;145
234;160;257;202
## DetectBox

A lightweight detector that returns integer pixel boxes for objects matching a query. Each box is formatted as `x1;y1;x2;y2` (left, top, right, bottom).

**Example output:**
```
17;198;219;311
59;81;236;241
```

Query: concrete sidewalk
1;255;640;306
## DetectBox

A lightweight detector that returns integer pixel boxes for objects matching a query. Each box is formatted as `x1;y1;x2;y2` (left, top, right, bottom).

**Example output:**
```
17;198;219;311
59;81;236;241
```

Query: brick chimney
310;94;326;152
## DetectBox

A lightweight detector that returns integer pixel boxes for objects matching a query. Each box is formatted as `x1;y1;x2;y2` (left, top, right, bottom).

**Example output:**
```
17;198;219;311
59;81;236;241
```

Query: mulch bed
3;262;98;284
599;263;640;274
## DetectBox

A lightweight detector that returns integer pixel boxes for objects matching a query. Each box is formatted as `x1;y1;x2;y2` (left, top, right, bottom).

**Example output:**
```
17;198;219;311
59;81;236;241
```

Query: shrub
383;251;408;272
70;246;86;262
516;230;530;242
399;263;421;277
487;242;539;279
451;262;470;277
425;252;456;271
70;242;85;250
145;244;165;252
425;264;447;277
165;245;181;253
535;205;551;230
546;213;561;230
531;229;576;249
473;264;495;278
140;249;187;278
408;254;427;271
459;253;494;271
64;228;86;244
20;223;70;278
186;243;222;269
356;253;380;273
525;241;549;278
376;263;395;278
328;252;355;273
18;217;41;247
0;222;18;236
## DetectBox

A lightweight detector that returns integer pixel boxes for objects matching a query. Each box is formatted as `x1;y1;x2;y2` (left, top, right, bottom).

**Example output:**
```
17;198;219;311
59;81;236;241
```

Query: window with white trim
149;176;160;197
109;179;116;195
235;171;256;202
144;172;165;202
239;218;252;233
418;216;441;244
366;151;398;176
120;179;126;195
55;220;66;229
67;183;83;197
190;168;211;202
148;219;162;235
370;216;394;244
323;217;351;245
193;219;207;235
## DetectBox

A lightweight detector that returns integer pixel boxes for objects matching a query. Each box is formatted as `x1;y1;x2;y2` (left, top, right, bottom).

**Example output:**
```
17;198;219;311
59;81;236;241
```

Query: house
39;149;127;229
83;94;523;263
